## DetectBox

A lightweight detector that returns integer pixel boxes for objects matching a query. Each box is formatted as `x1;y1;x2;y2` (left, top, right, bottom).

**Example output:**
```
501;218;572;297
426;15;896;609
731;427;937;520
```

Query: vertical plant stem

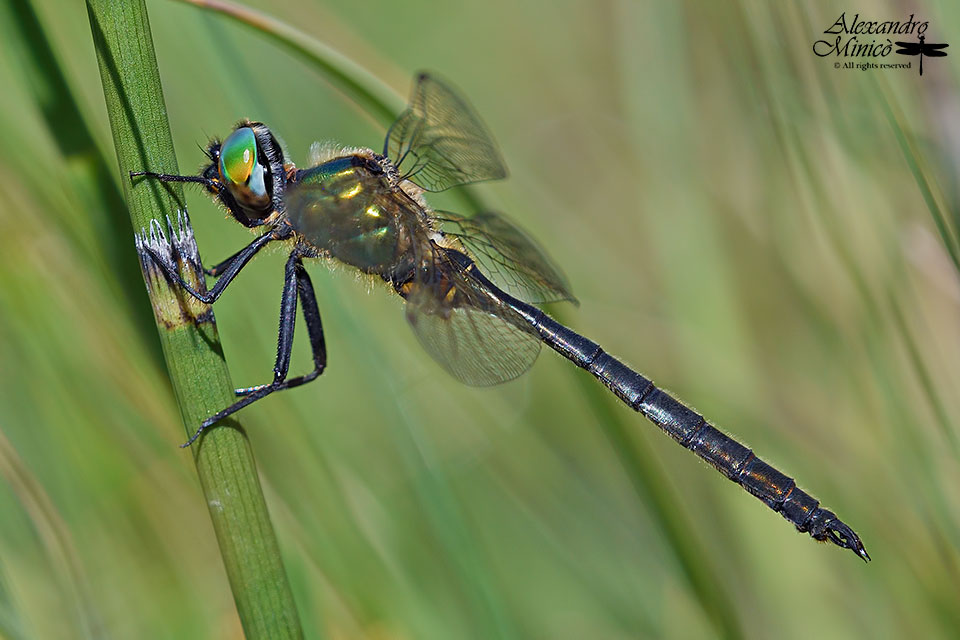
86;1;303;637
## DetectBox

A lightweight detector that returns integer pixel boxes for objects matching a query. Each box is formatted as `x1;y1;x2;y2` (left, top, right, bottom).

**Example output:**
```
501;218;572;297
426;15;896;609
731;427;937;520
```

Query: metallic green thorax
286;156;415;274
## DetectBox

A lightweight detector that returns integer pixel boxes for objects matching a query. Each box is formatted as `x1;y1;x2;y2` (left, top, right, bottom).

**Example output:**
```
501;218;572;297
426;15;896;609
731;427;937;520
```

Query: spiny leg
144;229;280;304
130;170;217;189
183;252;328;447
204;246;247;277
291;262;327;386
182;250;301;447
234;258;327;395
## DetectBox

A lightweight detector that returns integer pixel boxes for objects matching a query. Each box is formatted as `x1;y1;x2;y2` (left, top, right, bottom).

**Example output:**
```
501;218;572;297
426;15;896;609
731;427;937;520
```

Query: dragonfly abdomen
505;300;869;560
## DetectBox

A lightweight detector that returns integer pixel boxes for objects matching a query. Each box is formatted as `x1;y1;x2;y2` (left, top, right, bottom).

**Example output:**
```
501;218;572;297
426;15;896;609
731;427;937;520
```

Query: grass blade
877;82;960;274
177;0;403;126
4;0;162;368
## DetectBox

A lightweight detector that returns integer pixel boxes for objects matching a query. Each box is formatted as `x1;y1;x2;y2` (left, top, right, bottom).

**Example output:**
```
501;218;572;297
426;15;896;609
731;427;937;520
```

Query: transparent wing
385;73;507;192
434;210;577;305
405;245;541;386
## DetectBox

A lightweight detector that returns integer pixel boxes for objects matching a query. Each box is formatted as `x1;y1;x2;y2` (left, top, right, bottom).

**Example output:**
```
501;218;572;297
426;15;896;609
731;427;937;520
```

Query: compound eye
219;127;257;187
218;126;270;210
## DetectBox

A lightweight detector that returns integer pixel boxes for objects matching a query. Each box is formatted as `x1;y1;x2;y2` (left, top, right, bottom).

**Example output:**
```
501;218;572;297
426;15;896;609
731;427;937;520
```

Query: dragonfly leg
182;248;327;447
144;228;281;304
234;263;327;395
274;259;327;389
183;249;301;446
130;170;217;190
204;247;246;277
233;254;327;397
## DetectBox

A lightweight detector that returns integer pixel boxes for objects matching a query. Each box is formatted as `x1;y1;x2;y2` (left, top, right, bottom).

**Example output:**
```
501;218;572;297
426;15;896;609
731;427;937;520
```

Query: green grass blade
877;82;960;275
85;1;303;637
0;429;99;639
3;0;162;368
177;0;404;127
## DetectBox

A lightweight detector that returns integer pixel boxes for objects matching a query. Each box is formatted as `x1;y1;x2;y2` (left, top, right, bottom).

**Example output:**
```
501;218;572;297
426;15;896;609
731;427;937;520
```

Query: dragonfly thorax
286;153;422;276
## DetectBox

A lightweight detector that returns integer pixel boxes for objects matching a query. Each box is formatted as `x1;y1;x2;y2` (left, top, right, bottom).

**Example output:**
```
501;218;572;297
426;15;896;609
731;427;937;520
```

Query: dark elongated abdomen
498;289;869;560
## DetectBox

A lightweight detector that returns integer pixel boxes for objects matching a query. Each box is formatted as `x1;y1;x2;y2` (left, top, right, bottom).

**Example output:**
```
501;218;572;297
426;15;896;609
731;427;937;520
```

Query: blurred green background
2;0;960;637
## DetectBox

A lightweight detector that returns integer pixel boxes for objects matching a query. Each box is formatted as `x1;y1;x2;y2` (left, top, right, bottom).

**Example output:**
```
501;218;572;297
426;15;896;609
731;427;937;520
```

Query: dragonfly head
204;121;286;227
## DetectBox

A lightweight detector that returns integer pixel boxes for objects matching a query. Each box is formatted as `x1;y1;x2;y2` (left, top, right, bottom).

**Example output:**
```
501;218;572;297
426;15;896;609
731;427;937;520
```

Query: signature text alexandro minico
813;12;927;57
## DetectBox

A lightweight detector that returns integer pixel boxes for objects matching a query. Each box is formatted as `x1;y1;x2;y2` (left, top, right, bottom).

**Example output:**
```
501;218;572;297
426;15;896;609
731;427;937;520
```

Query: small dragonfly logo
895;35;949;76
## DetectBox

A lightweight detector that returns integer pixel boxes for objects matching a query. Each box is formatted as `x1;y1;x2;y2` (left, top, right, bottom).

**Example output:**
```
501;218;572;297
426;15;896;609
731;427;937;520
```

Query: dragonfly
895;35;949;76
132;72;869;561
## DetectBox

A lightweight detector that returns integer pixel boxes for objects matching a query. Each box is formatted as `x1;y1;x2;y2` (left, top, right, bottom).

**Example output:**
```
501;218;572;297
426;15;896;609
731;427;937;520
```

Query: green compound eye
219;127;257;187
218;126;269;208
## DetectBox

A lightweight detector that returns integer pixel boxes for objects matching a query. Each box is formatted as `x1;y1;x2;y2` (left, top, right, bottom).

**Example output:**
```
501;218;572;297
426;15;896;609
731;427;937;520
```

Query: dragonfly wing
925;49;948;57
434;210;576;305
385;73;507;192
404;245;541;386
